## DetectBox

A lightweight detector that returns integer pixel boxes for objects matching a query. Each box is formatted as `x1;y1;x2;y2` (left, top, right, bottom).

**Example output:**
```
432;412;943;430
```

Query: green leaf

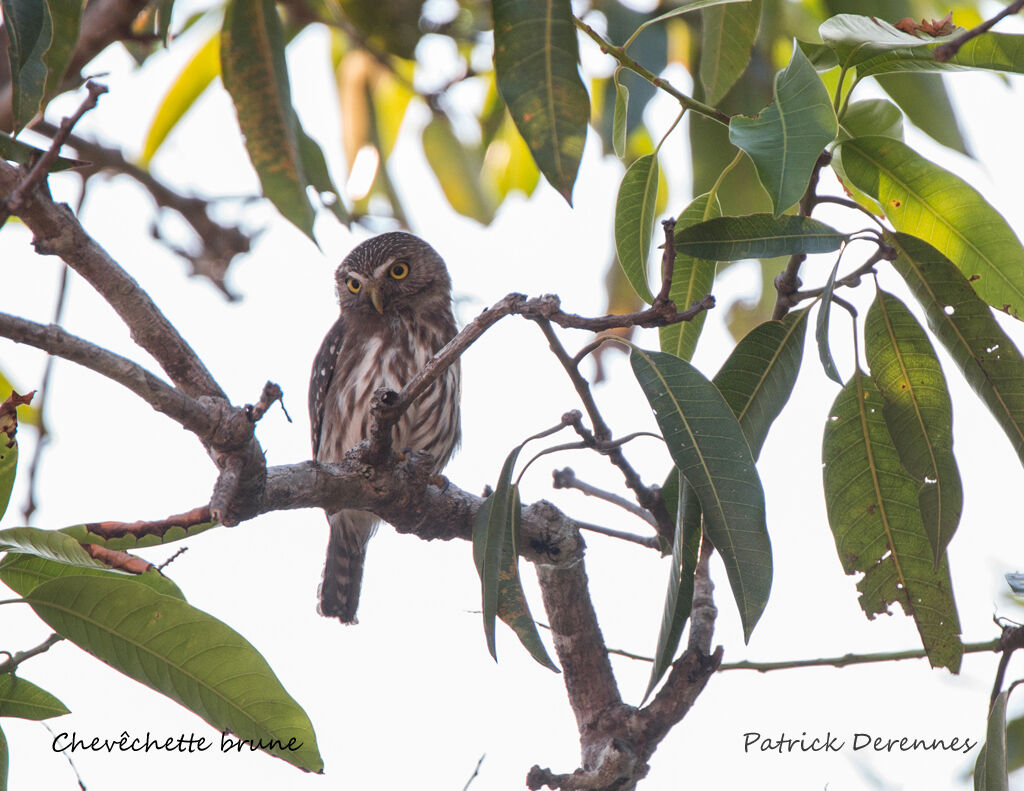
422;113;495;226
815;257;844;385
839;137;1024;318
659;193;722;361
220;0;316;240
0;527;110;570
26;576;323;772
714;308;810;455
60;512;219;551
0;725;7;791
40;0;82;103
612;71;628;159
838;99;903;141
630;348;770;641
614;154;660;303
865;288;962;562
141;30;221;166
472;449;556;670
0;552;185;600
674;214;846;261
977;690;1011;791
0;390;35;522
700;0;762;104
0;131;82;171
821;368;962;672
296;127;350;226
885;232;1024;467
819;14;961;72
2;0;50;132
729;45;837;216
643;471;702;701
859;32;1024;79
492;0;589;204
0;674;69;720
642;0;750;27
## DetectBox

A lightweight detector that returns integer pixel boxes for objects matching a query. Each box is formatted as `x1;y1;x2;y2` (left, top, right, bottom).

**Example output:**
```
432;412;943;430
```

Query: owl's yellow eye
390;261;409;279
346;277;361;294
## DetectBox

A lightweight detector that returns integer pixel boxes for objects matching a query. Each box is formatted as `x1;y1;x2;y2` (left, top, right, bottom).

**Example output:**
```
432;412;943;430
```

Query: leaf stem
573;16;731;125
706;149;745;218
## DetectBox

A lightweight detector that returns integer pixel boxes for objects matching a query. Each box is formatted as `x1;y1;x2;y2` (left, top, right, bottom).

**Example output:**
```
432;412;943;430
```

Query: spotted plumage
309;232;461;623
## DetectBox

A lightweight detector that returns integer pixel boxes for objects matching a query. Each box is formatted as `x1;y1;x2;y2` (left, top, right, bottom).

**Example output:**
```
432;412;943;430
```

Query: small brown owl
308;232;461;623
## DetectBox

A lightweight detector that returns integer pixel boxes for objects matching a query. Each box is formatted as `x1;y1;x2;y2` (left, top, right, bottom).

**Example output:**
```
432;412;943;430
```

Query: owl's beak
366;285;385;314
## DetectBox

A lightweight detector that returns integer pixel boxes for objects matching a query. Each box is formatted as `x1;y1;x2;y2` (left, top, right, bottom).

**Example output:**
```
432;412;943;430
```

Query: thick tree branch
0;157;224;400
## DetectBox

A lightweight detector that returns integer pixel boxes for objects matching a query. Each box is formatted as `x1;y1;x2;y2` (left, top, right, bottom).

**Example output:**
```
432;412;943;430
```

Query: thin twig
462;754;486;791
572;16;730;125
653;218;678;305
2;82;107;220
935;0;1024;61
813;195;885;228
577;521;659;549
156;546;189;572
535;318;612;439
0;633;64;675
721;639;1002;673
552;467;657;526
245;381;290;423
791;246;894;303
990;624;1024;709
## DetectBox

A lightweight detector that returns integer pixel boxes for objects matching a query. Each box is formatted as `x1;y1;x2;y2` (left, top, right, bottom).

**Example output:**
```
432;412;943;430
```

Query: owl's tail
318;510;379;624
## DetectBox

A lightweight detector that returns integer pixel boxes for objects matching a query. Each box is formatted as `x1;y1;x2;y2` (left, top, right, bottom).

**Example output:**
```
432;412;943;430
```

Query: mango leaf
674;214;846;261
0;675;69;721
819;14;961;71
0;725;7;791
865;288;962;562
840;137;1024;318
481;111;541;201
473;491;559;672
700;0;762;104
493;0;589;204
643;471;702;701
0;391;33;522
220;0;316;240
2;0;49;132
659;193;722;361
614;154;660;303
61;512;219;551
40;0;81;103
729;45;837;216
296;127;351;226
141;30;221;166
875;73;969;157
859;32;1024;79
815;257;844;385
0;527;110;570
0;130;84;171
26;575;323;771
885;232;1024;467
612;71;628;159
0;552;185;600
472;444;556;670
630;348;770;641
976;689;1011;791
838;99;903;141
641;0;750;29
422;113;495;226
715;308;810;455
821;368;962;672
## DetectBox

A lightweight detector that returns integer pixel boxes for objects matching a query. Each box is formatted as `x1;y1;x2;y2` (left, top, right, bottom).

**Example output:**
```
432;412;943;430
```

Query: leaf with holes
885;232;1024;467
729;45;837;216
674;214;846;261
838;137;1024;318
865;288;962;563
492;0;589;204
221;0;316;240
631;348;770;641
614;154;660;303
822;368;962;671
0;675;69;721
26;576;322;771
659;193;722;361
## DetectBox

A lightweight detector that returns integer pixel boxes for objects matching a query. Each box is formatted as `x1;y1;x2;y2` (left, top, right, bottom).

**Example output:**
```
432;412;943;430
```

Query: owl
308;232;461;623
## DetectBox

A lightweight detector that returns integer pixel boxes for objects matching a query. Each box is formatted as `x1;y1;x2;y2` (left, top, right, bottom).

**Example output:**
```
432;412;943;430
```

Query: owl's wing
309;314;346;457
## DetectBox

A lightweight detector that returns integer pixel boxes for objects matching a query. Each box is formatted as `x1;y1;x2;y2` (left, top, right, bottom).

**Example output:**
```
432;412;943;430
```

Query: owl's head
334;232;452;319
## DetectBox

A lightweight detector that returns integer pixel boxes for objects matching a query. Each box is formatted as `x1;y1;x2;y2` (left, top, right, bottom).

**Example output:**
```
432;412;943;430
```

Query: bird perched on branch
308;232;461;623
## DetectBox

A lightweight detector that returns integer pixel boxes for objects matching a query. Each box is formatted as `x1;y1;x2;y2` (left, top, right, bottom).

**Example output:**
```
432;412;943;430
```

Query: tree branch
934;0;1024;62
0;633;64;675
552;467;657;526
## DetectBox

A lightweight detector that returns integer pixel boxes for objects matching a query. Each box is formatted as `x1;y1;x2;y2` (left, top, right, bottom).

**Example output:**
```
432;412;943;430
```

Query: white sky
3;5;1024;790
